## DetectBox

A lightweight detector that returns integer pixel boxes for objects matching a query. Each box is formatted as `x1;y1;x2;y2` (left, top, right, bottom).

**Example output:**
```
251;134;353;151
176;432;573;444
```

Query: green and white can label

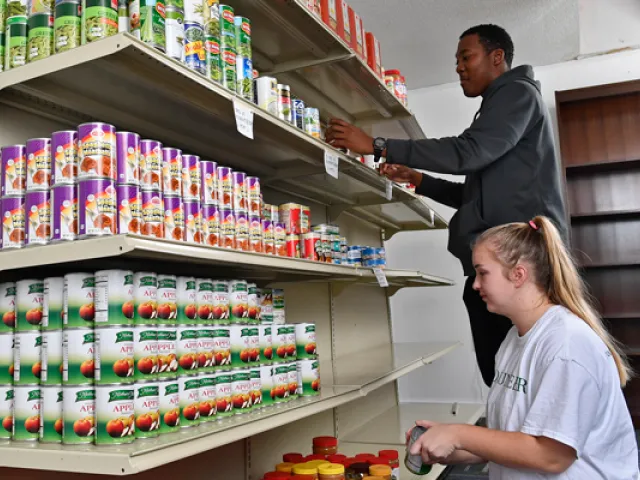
272;324;290;364
197;326;215;372
14;331;42;385
13;385;40;441
0;386;14;440
63;328;95;384
39;385;63;443
212;280;229;324
230;325;251;369
0;282;16;334
95;385;135;444
165;6;184;61
54;0;81;54
272;288;285;324
134;382;159;438
5;16;27;70
0;333;14;385
156;326;177;379
231;368;251;414
272;364;289;404
176;276;197;325
64;273;95;328
156;274;177;324
295;323;316;359
176;325;198;374
158;379;180;433
62;385;94;444
95;326;134;384
197;373;216;421
41;329;63;385
247;283;258;323
297;359;319;396
81;0;118;44
27;12;53;62
134;326;158;380
214;371;232;418
229;280;247;324
258;324;272;365
134;272;157;324
178;375;200;427
259;365;273;408
248;327;259;365
196;278;214;324
139;0;165;51
212;326;231;371
257;288;272;323
95;269;134;326
43;277;63;330
287;362;298;401
16;278;44;332
249;368;262;409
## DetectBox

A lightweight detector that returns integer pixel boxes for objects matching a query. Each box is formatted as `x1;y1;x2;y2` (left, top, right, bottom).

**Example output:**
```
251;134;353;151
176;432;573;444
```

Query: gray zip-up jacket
386;65;568;275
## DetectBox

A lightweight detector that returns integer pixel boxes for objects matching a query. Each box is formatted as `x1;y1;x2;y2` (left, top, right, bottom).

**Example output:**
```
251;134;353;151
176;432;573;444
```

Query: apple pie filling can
94;384;135;445
12;385;41;441
64;272;95;329
94;326;134;385
158;379;180;434
39;385;63;443
61;385;95;444
94;269;134;326
63;328;95;385
134;382;160;439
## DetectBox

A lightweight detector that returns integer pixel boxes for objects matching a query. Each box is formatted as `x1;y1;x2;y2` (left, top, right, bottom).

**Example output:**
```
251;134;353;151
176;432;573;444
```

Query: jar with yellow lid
276;462;295;473
368;464;391;480
306;459;330;469
293;463;319;479
318;463;345;480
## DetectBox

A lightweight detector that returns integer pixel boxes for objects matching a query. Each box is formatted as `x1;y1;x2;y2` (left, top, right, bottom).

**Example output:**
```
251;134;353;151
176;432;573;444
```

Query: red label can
286;234;300;258
279;203;301;235
301;232;320;261
300;204;311;234
116;184;141;235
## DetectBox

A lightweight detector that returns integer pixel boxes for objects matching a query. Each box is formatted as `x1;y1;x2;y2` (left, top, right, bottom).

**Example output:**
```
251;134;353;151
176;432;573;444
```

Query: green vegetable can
205;34;221;83
81;0;117;44
139;0;165;51
202;0;217;36
220;39;235;92
117;0;128;32
54;1;80;53
218;3;232;38
7;0;27;18
164;6;183;60
5;15;27;71
0;0;7;34
27;12;53;62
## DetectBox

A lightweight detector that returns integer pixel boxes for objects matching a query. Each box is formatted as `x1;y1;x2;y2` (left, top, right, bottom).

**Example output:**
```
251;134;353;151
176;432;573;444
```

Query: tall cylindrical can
40;329;63;385
195;278;213;324
179;374;200;427
181;154;200;201
2;144;27;197
200;160;218;205
133;271;157;325
51;130;78;186
176;277;197;325
198;372;216;421
158;379;180;434
78;122;116;180
212;325;230;370
140;139;162;190
255;77;278;115
39;385;63;443
62;328;95;385
94;269;134;326
115;131;140;186
14;330;42;385
140;189;164;238
63;272;95;329
78;179;117;237
304;108;321;139
214;370;232;418
94;384;135;445
165;6;184;61
62;385;95;444
12;385;40;441
231;170;246;212
219;208;234;249
277;84;292;124
134;381;160;438
25;190;51;246
246;176;260;215
94;325;134;385
211;280;229;324
16;278;44;332
293;98;305;130
217;166;232;209
163;195;184;241
26;138;51;191
0;282;16;335
161;147;182;196
50;184;77;242
184;199;202;244
184;21;205;74
201;204;219;247
133;325;158;381
116;184;141;235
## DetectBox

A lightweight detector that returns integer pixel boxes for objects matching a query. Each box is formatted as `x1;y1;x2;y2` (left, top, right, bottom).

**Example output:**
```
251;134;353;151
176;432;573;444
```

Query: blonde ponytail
476;216;632;386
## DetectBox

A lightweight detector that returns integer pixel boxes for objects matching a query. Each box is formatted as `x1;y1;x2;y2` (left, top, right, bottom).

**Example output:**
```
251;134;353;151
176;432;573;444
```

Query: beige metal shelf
0;34;446;234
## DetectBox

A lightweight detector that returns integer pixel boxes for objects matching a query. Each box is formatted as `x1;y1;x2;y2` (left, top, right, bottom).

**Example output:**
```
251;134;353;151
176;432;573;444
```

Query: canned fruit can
248;327;259;366
25;190;50;246
94;326;134;384
259;365;273;408
0;282;16;334
176;277;197;324
230;325;251;369
304;108;321;139
201;204;219;247
272;363;289;404
50;184;77;241
181;154;200;201
62;385;95;444
295;323;316;359
51;130;78;185
249;232;262;254
157;274;177;324
258;288;273;324
184;22;205;74
214;371;232;417
297;359;319;396
249;368;261;408
220;41;236;92
115;132;140;186
63;328;95;385
286;234;300;258
235;217;248;251
5;16;27;70
78;179;117;236
217;166;231;208
247;283;258;322
26;137;51;191
54;1;81;53
27;12;53;62
116;184;141;235
156;326;177;378
198;373;216;420
205;34;222;83
118;0;128;32
211;280;229;324
231;368;251;413
273;289;285;321
94;270;134;326
165;6;184;61
0;386;14;440
258;324;272;364
212;326;230;370
134;382;159;438
246;176;260;213
286;326;296;361
41;329;63;385
196;278;214;323
64;272;95;328
179;374;200;427
13;385;40;441
139;0;165;50
272;324;290;363
218;209;234;248
161;147;182;195
176;325;198;374
158;379;180;433
196;326;214;371
129;0;140;35
231;171;246;211
184;199;202;243
229;280;248;324
16;278;44;332
275;224;286;257
1;144;26;197
14;331;42;385
134;326;158;380
140;189;164;238
82;0;118;43
287;362;298;401
44;276;64;331
134;271;157;324
78;122;116;180
163;195;184;241
94;385;135;444
301;232;320;261
39;385;63;443
139;139;162;190
200;160;218;205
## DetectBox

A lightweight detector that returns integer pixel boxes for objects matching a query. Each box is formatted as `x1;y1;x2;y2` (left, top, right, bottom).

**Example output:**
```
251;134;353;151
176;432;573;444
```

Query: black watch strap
373;137;387;162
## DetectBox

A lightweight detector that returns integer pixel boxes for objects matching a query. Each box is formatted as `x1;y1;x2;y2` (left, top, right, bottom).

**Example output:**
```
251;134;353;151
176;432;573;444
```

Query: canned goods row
348;245;387;268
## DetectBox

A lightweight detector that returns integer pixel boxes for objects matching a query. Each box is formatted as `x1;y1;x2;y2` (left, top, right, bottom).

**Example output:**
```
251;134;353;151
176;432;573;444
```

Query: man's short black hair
460;24;514;68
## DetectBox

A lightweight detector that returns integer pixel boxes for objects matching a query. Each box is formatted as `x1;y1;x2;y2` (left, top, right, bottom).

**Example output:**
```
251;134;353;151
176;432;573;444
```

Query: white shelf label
385;179;393;200
373;268;388;287
324;151;339;179
234;99;254;139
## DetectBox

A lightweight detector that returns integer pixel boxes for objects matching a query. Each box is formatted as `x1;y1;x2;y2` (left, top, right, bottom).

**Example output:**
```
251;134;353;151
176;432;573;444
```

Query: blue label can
184;21;205;74
293;98;305;130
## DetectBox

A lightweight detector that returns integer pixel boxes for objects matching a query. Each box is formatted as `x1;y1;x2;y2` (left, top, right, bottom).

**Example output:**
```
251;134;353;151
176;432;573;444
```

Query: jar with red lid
263;472;291;479
306;453;329;461
354;453;377;463
312;436;338;455
378;450;399;480
327;454;347;464
284;452;305;464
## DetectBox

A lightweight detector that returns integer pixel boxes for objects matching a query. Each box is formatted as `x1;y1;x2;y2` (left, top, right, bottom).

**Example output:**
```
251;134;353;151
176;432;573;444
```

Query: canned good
183;0;202;23
78;179;117;236
304;108;321;139
140;139;162;190
51;130;78;185
158;379;180;433
248;327;259;366
78;122;116;180
133;271;157;324
50;184;77;241
94;385;135;444
176;325;198;374
176;277;197;325
295;323;316;359
202;0;218;30
211;280;229;323
219;207;235;249
184;21;205;74
13;385;41;441
157;274;177;324
230;324;250;369
196;326;215;372
62;385;95;444
129;0;140;35
220;41;236;92
63;328;95;385
247;283;258;323
301;232;320;261
25;190;50;246
1;196;25;249
200;160;218;205
217;166;232;208
118;0;128;32
231;368;251;413
139;0;165;50
41;329;63;385
64;272;95;328
293;98;305;130
27;12;53;62
0;334;12;385
212;326;230;370
214;370;232;418
133;325;158;380
205;34;222;83
235;210;248;237
297;359;320;396
54;1;81;53
38;385;62;444
116;184;141;234
272;363;289;404
156;326;177;378
275;222;286;256
165;6;184;61
0;386;14;439
201;204;219;247
272;324;288;363
0;282;16;334
272;288;285;324
163;195;184;241
258;324;272;364
81;0;117;43
347;245;362;266
277;84;292;124
134;382;159;438
235;232;249;252
5;16;27;70
300;205;310;234
231;171;246;211
286;234;300;258
255;77;278;115
287;361;298;401
249;368;261;408
140;189;164;238
198;373;216;421
246;176;260;214
249;231;262;253
94;269;134;326
229;280;247;324
116;132;140;186
25;137;51;191
196;278;213;323
184;199;202;243
16;278;44;332
279;203;301;235
259;365;273;408
257;288;273;324
161;147;182;195
178;374;200;427
181;154;200;201
94;326;134;384
14;331;42;385
285;325;296;361
1;144;26;196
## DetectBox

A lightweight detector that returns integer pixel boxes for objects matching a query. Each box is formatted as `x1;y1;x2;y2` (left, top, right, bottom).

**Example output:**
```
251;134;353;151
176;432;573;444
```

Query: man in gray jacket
326;24;568;386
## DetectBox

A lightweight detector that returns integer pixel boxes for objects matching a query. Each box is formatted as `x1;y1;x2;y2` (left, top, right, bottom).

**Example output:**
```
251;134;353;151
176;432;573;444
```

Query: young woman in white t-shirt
409;216;638;479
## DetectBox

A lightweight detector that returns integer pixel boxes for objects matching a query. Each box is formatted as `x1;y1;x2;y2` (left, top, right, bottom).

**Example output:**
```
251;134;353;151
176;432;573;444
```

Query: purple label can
78;122;117;180
162;148;182;196
184;200;202;244
26;138;51;192
219;208;235;249
246;176;260;215
201;204;219;247
262;219;274;255
25;190;51;246
1;145;27;197
140;140;162;190
181;154;201;201
117;184;141;235
51;131;78;186
50;184;77;242
116;132;141;186
141;189;164;238
1;196;25;249
232;171;247;212
235;210;248;236
78;179;117;236
164;195;185;242
200;160;218;205
217;166;232;209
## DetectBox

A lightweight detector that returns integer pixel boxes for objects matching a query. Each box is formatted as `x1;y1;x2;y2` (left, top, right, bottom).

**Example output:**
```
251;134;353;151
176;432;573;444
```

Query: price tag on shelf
233;99;254;139
385;179;393;200
324;150;339;179
373;268;388;287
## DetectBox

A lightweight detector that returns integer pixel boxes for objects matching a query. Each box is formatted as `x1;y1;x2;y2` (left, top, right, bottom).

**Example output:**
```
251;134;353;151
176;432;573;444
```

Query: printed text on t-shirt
493;369;528;394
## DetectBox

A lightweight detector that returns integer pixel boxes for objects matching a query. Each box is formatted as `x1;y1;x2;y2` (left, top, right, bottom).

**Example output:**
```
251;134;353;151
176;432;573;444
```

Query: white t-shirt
487;305;639;479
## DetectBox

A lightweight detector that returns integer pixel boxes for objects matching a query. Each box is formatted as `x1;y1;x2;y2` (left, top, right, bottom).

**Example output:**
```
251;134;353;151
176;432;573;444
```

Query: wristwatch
373;137;387;163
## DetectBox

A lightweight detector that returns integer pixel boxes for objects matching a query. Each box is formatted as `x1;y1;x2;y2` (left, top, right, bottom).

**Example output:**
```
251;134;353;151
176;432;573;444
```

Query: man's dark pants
463;276;513;387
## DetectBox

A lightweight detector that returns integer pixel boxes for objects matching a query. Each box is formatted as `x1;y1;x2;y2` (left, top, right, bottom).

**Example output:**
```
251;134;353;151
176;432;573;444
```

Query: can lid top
7;16;28;24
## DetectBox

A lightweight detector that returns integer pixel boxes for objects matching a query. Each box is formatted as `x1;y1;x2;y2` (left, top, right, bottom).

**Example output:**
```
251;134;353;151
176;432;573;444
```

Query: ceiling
348;0;580;90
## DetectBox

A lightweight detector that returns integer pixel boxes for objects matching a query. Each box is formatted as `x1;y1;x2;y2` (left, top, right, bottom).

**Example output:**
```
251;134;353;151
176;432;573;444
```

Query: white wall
390;47;640;404
579;0;640;56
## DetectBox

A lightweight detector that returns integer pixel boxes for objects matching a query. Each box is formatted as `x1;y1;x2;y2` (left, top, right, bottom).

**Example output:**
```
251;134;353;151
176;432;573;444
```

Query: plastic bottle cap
306;460;330;468
283;453;305;463
355;453;377;461
263;472;291;479
312;436;338;448
292;464;318;475
276;462;295;473
305;454;328;461
326;454;347;464
384;69;400;76
318;463;345;475
369;465;392;476
378;450;398;460
343;457;359;468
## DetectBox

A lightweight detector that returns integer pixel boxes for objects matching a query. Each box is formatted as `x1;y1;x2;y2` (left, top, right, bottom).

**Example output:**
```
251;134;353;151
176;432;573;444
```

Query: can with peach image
16;278;44;332
50;184;77;242
78;179;117;237
62;385;95;444
200;160;218;205
63;328;95;385
94;384;135;445
13;385;41;441
158;379;180;434
134;382;160;439
181;154;201;201
94;270;134;326
1;144;27;196
64;273;95;329
140;189;164;238
163;195;185;241
116;132;140;186
178;374;200;427
139;140;162;190
2;195;26;249
161;147;182;196
51;131;78;186
78;122;116;181
184;199;203;244
26;138;51;191
116;184;141;235
94;326;134;385
25;190;50;246
197;373;217;421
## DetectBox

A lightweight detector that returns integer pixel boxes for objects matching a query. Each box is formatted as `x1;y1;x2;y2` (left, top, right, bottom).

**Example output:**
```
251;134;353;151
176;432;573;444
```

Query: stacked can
255;76;278;116
1;144;27;249
200;160;219;247
62;272;96;444
261;203;277;255
176;276;199;426
234;15;252;101
295;323;320;397
292;97;305;131
0;282;15;441
54;1;81;54
4;15;27;71
49;131;78;244
231;170;249;251
183;0;205;74
116;131;142;236
204;0;221;83
182;154;202;244
165;0;185;62
161;147;184;242
139;139;163;239
217;165;234;249
246;176;262;253
218;3;235;92
93;270;135;444
23;138;51;247
81;0;118;44
139;0;165;51
279;203;311;259
194;278;217;423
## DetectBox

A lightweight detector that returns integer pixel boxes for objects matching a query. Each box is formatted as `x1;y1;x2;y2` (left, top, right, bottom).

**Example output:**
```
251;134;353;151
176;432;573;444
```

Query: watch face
373;137;386;150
